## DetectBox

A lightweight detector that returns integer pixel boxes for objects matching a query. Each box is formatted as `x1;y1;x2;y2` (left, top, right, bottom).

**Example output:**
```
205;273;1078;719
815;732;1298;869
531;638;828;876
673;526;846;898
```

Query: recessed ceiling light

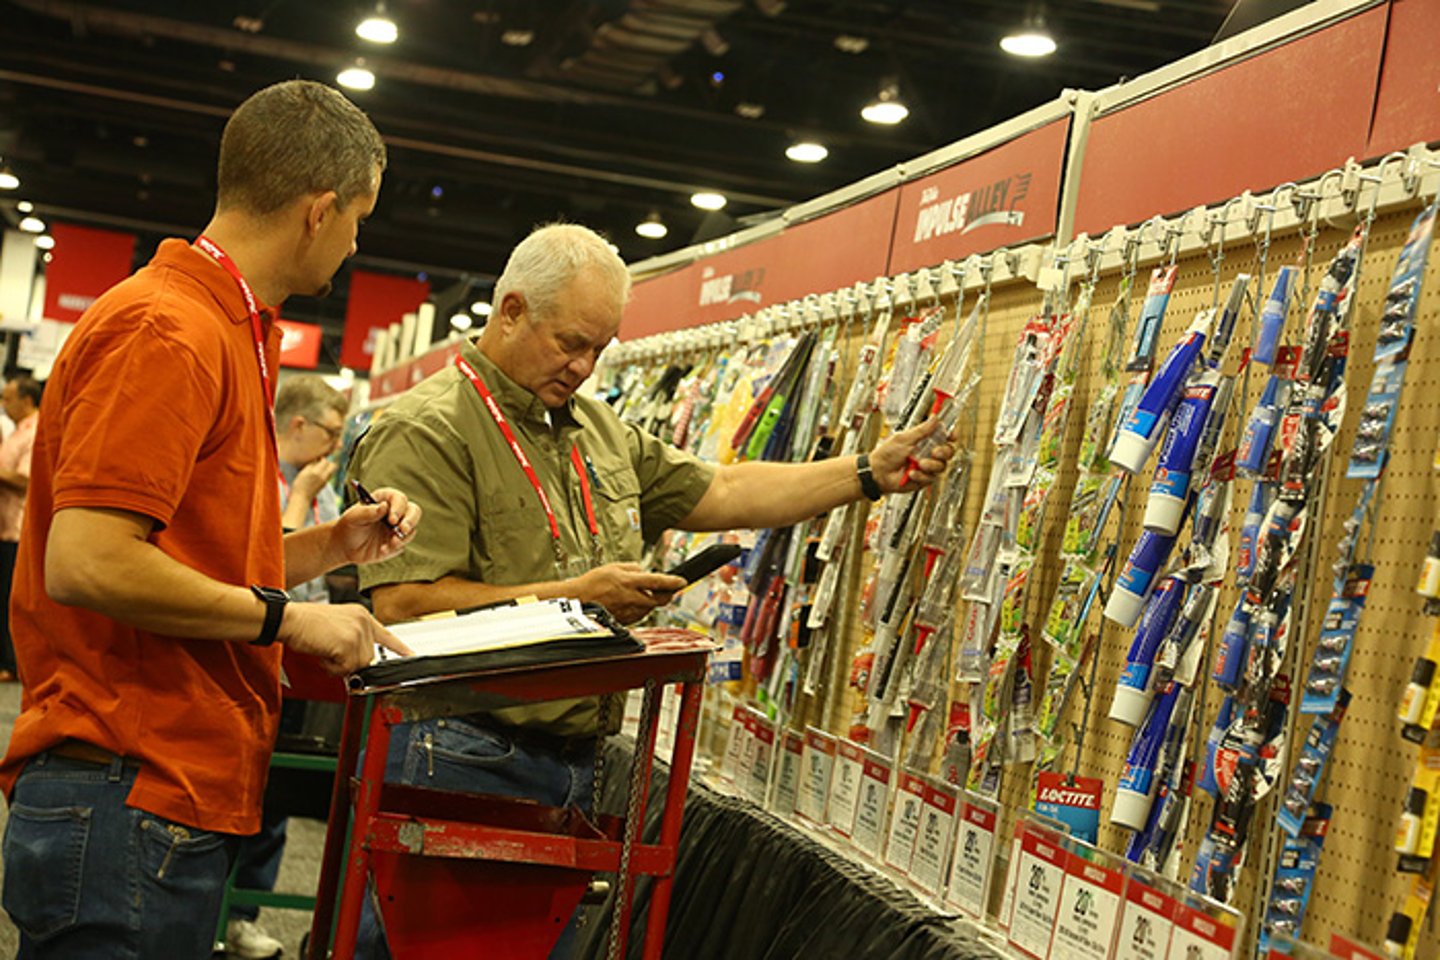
356;4;398;44
735;102;765;120
862;100;909;124
0;171;18;191
834;34;870;54
16;200;33;213
635;213;668;240
337;63;376;91
450;313;473;331
691;191;727;211
470;301;492;316
501;29;535;46
785;140;828;163
18;215;44;234
1000;28;1057;57
33;235;55;251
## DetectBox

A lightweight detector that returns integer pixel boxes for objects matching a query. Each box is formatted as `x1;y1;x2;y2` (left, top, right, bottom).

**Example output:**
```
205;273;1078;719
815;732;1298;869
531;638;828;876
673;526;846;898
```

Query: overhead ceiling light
33;234;55;251
834;34;869;54
18;215;45;234
356;4;398;44
16;200;33;213
0;170;18;191
501;29;535;46
691;191;727;211
337;62;376;91
785;140;828;163
470;300;492;316
700;27;729;56
861;82;909;125
1000;15;1057;58
635;213;668;240
450;312;473;332
735;102;765;119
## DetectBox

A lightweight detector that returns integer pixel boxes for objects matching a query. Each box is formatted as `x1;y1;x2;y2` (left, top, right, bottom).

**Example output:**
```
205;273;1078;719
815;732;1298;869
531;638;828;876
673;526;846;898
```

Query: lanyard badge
194;235;277;448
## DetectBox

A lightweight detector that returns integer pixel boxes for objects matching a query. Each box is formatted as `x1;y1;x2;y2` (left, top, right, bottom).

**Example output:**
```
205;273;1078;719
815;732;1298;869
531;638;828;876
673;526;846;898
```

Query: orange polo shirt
0;239;286;835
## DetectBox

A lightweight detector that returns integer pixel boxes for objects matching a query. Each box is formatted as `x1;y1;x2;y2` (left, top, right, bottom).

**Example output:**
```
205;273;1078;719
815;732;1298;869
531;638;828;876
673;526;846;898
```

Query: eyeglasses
306;418;344;442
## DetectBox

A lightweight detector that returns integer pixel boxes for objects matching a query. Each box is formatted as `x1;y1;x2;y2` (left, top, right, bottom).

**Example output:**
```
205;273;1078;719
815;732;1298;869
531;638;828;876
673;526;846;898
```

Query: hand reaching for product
571;562;687;624
869;416;956;494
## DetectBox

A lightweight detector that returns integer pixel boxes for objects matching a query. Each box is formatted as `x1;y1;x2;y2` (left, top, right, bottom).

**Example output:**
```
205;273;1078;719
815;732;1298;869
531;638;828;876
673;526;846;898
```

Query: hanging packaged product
1126;264;1180;371
1381;870;1434;960
1399;657;1437;727
1104;528;1183;628
1197;695;1235;797
1253;265;1297;366
1394;786;1428;858
1204;273;1251;369
1124;684;1195;863
1278;690;1350;837
1415;531;1440;601
1259;804;1332;953
1299;564;1374;715
1144;370;1222;535
1212;596;1253;692
1235;347;1300;478
1112;681;1184;831
1236;482;1274;583
1395;747;1440;874
1401;619;1440;743
1110;576;1186;725
1111;311;1213;474
1152;582;1219;687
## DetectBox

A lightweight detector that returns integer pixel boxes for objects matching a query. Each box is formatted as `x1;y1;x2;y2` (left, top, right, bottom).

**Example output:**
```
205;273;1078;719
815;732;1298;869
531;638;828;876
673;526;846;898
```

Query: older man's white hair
493;223;630;321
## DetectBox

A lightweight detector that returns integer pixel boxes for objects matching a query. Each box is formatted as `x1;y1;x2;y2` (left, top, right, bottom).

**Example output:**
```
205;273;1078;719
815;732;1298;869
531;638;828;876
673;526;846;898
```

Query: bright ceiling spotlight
16;200;33;213
635;213;668;240
470;300;492;316
1000;15;1057;58
0;170;18;191
33;234;55;251
450;312;473;331
691;191;727;211
337;62;376;91
356;3;398;44
861;82;909;125
18;215;45;234
785;140;828;163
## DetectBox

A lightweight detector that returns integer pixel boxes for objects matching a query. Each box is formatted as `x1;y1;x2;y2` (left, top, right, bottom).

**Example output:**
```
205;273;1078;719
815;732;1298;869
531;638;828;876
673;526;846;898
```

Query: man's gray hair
493;223;630;320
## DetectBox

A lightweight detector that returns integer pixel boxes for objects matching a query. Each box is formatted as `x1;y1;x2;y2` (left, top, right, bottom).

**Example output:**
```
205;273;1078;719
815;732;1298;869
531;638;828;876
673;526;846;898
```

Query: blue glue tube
1253;266;1296;366
1110;312;1212;474
1236;482;1273;582
1104;529;1180;628
1212;597;1253;691
1109;575;1185;725
1197;695;1235;797
1145;370;1221;535
1112;680;1183;830
1236;372;1290;477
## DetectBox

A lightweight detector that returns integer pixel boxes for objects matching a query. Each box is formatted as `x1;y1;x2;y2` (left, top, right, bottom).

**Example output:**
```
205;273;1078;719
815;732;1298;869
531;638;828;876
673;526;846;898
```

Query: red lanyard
194;235;277;446
455;356;599;561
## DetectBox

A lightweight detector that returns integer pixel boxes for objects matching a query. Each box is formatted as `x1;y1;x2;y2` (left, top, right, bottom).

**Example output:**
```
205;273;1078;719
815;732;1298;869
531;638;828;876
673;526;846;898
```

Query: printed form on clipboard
350;597;643;690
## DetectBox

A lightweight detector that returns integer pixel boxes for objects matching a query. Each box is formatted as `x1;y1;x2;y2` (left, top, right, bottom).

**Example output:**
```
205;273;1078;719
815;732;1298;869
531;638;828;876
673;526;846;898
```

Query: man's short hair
275;375;348;426
7;376;41;407
493;223;631;321
217;80;386;217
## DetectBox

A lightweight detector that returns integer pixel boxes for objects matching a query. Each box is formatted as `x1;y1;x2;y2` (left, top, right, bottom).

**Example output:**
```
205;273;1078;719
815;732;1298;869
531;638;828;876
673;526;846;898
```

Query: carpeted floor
0;681;329;958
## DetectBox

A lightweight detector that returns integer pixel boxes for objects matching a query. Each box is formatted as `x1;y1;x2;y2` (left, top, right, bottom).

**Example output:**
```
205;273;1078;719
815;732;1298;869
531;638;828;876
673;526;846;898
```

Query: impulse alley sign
620;116;1068;340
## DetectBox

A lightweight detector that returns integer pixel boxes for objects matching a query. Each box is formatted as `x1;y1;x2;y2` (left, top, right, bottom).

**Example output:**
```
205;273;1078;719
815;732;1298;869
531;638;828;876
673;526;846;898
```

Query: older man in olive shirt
348;223;953;955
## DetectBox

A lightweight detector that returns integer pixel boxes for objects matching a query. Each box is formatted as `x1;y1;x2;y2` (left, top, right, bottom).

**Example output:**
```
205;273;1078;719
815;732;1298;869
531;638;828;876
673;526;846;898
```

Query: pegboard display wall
603;194;1440;956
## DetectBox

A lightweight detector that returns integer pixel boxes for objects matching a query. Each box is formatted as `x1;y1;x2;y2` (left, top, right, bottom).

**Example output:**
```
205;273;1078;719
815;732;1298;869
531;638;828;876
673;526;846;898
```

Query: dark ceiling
0;0;1240;368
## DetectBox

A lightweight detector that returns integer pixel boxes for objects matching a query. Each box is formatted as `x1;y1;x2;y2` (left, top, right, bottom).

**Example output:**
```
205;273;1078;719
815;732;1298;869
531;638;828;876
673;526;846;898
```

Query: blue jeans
356;716;597;959
2;753;237;959
228;811;287;923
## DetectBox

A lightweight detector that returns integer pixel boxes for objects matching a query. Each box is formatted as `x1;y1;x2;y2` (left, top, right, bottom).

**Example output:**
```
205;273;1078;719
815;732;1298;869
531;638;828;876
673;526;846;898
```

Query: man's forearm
371;574;571;624
679;457;863;532
283;523;346;588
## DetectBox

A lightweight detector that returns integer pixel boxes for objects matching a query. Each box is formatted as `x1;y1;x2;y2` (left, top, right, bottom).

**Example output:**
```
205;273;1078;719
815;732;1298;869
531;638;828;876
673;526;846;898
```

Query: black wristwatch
855;452;883;501
249;585;289;647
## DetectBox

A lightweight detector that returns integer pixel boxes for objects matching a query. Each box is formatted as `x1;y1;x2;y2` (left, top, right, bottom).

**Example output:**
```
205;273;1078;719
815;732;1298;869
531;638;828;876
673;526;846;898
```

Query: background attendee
347;222;954;958
0;375;40;684
0;80;418;960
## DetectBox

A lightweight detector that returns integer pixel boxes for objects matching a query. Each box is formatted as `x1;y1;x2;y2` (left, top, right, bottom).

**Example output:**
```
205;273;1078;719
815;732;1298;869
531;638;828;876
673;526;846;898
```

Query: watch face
252;585;288;604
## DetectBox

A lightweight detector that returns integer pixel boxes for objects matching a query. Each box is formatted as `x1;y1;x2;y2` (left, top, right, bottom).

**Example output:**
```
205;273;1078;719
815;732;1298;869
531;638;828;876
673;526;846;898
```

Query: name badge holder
746;711;777;805
910;778;959;903
1116;863;1182;960
1052;838;1127;960
1170;890;1245;960
849;747;894;861
826;738;866;839
944;790;1002;922
1006;815;1071;960
884;771;929;876
770;728;805;817
796;727;837;826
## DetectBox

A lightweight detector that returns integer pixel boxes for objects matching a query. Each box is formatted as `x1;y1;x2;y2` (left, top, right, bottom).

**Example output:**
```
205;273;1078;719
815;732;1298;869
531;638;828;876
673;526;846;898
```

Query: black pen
349;479;407;539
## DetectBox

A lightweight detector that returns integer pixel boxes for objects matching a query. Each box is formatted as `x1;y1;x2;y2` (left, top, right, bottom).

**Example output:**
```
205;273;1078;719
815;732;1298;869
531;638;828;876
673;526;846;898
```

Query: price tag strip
1008;821;1069;960
1052;843;1126;960
797;727;837;825
1170;896;1241;960
748;711;776;805
721;704;749;785
1329;932;1386;960
885;771;927;875
826;738;866;838
851;749;894;859
771;728;804;817
946;791;1000;920
911;779;959;899
736;708;761;795
1116;868;1179;960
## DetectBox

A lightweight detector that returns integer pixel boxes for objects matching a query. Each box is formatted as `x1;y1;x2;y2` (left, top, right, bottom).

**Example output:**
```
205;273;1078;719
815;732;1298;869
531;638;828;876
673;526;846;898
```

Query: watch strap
249;585;288;647
856;452;883;501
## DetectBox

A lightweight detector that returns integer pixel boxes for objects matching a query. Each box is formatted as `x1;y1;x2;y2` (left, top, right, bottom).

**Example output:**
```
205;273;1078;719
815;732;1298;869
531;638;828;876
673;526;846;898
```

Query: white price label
721;705;748;784
851;754;892;859
911;781;958;897
798;729;836;824
1008;827;1067;960
1051;854;1125;960
884;773;927;874
946;798;999;919
1169;904;1237;960
826;740;865;837
736;710;760;793
771;730;804;816
1115;879;1177;960
748;716;776;804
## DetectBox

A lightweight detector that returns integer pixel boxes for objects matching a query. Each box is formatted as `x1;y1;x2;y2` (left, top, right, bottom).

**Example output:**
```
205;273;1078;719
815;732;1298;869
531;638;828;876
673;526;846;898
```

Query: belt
49;739;140;768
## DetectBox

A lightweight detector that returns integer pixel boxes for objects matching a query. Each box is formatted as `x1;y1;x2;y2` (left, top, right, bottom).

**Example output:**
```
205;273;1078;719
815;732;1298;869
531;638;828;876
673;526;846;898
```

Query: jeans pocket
136;816;230;890
2;802;91;940
429;718;516;767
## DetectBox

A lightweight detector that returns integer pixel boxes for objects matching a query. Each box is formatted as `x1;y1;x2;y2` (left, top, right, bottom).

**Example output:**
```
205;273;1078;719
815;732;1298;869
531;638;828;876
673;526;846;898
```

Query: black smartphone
664;543;742;585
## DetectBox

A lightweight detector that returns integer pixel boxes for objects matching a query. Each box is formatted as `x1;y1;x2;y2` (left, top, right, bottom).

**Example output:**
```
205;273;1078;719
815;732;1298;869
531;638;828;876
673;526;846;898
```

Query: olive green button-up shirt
349;341;715;736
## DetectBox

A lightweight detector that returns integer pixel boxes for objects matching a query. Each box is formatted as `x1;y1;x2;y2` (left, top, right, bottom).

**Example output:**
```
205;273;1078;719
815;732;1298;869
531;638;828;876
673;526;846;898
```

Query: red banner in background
1367;0;1440;157
276;319;323;369
888;118;1069;275
340;270;429;370
621;191;898;339
42;223;136;323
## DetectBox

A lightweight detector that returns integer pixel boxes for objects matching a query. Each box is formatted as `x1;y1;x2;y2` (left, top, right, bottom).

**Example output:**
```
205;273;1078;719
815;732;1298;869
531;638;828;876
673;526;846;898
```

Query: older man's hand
867;417;956;494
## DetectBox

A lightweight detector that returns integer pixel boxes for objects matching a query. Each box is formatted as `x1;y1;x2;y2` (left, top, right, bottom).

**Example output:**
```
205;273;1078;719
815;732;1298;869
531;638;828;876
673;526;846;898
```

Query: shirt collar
463;338;581;431
152;238;279;327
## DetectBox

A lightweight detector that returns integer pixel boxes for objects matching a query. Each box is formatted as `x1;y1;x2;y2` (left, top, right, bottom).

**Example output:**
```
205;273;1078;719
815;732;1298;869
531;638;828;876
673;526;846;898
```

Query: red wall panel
1367;0;1440;156
340;270;430;370
42;222;136;323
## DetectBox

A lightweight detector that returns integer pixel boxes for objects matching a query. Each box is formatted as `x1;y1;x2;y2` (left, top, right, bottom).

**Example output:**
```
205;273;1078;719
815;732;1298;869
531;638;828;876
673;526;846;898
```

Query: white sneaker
225;918;283;959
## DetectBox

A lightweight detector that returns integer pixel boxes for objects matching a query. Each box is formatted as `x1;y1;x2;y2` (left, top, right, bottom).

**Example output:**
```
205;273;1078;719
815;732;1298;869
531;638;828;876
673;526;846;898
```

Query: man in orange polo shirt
0;80;420;959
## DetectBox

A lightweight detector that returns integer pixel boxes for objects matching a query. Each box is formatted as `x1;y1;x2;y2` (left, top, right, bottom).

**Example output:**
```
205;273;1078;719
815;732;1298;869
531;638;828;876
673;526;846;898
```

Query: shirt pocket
476;490;553;580
594;467;644;561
